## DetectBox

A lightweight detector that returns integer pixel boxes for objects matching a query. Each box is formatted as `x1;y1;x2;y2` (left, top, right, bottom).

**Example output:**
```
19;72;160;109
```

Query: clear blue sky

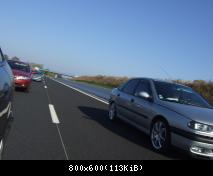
1;0;212;80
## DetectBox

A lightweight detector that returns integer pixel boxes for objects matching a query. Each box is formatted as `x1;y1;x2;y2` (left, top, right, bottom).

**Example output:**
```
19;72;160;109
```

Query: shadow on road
15;87;28;93
78;106;192;160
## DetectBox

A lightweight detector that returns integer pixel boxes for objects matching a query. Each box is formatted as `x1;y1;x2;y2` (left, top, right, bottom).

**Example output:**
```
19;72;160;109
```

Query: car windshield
33;69;44;74
33;73;43;77
8;60;30;73
154;81;212;109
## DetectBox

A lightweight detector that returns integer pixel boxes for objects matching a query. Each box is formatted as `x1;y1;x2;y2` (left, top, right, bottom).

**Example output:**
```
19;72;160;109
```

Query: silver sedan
32;73;44;82
109;78;213;159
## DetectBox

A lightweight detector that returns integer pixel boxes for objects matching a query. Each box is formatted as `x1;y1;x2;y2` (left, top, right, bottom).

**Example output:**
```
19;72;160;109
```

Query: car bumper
171;132;213;159
32;77;42;81
15;79;31;88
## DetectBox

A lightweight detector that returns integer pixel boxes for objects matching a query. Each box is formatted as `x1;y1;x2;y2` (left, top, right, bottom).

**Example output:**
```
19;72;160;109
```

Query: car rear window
8;61;30;73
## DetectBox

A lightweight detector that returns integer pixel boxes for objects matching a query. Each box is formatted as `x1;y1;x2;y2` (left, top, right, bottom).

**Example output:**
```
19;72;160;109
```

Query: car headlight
188;121;213;133
15;76;30;80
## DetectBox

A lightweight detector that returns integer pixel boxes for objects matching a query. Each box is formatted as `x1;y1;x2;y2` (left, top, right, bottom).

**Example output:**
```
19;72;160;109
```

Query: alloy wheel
151;120;169;151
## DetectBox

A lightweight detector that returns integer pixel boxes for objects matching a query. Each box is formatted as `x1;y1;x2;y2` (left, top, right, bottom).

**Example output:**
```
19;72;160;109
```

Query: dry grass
73;75;129;88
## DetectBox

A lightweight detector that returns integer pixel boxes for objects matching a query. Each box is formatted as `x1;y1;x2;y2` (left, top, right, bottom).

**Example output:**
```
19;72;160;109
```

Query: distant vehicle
0;48;14;159
7;60;32;92
109;78;213;159
32;70;44;82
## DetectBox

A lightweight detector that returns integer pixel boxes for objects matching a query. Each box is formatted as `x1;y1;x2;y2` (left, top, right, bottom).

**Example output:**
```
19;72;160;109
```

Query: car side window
135;80;152;97
122;79;139;95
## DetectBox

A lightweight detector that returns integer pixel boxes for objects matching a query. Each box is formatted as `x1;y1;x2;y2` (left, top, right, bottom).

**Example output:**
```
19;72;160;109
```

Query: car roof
131;77;190;88
8;60;30;66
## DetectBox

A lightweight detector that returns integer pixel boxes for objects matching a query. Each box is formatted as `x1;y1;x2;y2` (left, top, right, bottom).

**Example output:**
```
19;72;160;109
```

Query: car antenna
159;65;173;81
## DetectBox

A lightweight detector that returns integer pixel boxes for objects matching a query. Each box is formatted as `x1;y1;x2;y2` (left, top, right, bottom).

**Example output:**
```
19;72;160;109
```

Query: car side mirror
138;91;153;102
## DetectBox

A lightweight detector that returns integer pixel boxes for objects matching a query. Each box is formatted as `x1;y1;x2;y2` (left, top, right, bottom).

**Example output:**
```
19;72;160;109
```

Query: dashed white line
46;77;110;160
42;78;69;160
49;104;60;124
49;78;109;105
56;125;69;160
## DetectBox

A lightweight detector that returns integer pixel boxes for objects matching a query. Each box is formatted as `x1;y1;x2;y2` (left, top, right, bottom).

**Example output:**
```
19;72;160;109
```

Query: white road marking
44;83;69;160
49;104;60;124
56;124;69;160
50;78;109;105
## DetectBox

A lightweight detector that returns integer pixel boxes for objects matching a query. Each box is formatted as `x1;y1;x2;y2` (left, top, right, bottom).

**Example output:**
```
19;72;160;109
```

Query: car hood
12;69;31;78
157;100;213;125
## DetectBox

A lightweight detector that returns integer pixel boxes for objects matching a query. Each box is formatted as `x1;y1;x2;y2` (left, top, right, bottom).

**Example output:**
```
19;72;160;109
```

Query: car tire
150;119;170;152
109;103;117;121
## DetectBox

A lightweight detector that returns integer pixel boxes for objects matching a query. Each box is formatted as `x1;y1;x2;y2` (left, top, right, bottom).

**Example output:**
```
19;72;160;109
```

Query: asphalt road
2;77;191;160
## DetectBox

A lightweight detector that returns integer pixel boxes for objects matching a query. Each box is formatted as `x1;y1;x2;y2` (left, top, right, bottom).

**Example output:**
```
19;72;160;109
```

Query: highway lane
45;78;190;160
3;77;191;160
3;81;67;160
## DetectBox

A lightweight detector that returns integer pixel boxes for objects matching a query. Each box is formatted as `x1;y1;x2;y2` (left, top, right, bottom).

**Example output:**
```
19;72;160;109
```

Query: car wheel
150;120;170;152
109;103;117;121
0;139;3;160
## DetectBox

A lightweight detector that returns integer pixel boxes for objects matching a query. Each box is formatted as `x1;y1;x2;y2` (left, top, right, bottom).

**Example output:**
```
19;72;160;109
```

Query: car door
130;80;155;130
0;48;12;140
115;79;140;121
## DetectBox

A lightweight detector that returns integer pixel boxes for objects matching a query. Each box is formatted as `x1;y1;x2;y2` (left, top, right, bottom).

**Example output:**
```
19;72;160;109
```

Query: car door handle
136;103;142;108
130;98;135;103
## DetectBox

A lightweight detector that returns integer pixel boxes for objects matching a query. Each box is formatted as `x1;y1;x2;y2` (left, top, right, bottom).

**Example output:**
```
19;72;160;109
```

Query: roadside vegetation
73;75;129;88
73;76;213;105
45;71;56;78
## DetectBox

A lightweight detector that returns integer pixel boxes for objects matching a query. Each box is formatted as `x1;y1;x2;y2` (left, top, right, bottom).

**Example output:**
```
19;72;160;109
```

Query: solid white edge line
49;104;60;124
50;78;109;105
